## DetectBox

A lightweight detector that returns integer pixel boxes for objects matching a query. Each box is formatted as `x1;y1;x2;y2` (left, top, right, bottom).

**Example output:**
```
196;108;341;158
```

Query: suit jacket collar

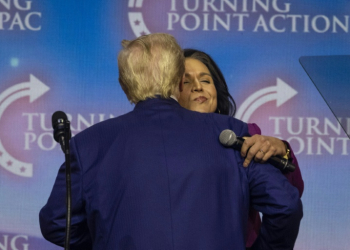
134;97;180;111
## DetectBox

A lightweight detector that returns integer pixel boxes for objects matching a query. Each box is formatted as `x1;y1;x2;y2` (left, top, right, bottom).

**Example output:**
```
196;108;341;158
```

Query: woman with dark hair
179;48;304;248
182;49;236;116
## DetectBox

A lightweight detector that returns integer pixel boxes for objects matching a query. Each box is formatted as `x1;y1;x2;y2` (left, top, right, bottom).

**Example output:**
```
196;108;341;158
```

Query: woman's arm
281;140;304;197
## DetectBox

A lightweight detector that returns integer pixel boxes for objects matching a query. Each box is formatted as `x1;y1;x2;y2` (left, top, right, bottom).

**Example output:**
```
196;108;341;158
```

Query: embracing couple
40;33;303;250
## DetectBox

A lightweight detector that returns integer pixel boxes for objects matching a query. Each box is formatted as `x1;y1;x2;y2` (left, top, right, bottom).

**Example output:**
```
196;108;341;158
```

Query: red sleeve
282;140;304;197
247;123;261;136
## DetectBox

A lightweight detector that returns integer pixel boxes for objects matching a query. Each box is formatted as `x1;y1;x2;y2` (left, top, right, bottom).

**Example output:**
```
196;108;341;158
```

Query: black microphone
219;129;295;172
52;111;71;153
51;111;73;250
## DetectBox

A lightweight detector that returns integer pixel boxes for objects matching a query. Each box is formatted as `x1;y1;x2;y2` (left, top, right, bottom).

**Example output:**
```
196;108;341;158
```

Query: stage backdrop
0;0;349;249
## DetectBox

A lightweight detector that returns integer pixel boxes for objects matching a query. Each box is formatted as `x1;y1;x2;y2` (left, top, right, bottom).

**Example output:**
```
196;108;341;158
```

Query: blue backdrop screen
0;1;349;249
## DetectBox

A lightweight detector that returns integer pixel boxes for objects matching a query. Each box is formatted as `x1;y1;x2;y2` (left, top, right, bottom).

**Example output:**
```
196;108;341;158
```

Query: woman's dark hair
183;49;236;116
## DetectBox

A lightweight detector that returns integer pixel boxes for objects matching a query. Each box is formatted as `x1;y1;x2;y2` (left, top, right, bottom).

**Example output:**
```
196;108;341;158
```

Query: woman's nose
192;80;203;92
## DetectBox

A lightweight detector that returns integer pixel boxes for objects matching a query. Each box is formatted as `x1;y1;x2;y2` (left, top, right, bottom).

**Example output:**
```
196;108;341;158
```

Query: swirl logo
128;0;151;37
0;75;49;177
236;78;297;123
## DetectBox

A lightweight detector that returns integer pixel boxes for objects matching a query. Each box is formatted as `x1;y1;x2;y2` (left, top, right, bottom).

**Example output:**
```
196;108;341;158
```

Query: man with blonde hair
40;33;302;250
118;33;184;103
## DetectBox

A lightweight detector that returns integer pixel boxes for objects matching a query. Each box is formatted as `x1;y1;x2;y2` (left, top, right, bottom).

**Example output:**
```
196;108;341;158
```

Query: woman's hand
241;135;287;167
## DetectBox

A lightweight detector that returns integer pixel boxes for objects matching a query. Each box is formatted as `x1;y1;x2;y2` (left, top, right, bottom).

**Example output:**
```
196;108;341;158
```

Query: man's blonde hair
118;33;185;104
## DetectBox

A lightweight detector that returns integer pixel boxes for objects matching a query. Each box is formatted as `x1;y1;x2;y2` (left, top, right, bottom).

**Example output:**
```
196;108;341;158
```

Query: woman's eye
201;80;210;84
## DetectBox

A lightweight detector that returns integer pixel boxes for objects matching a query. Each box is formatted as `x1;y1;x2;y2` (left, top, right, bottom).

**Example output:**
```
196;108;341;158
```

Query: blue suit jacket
40;98;302;250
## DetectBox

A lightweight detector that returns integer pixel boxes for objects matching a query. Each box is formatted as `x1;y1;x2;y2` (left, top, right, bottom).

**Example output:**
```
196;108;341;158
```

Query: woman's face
179;58;217;113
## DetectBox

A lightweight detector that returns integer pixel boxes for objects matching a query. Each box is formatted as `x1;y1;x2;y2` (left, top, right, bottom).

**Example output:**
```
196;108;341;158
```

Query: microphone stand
58;120;72;250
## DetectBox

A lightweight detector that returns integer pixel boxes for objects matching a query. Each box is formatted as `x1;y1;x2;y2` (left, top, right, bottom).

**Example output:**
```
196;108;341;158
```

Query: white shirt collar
170;95;178;102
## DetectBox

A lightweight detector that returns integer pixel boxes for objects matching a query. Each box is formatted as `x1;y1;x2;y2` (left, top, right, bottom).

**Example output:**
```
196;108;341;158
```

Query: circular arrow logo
236;78;298;122
0;74;49;177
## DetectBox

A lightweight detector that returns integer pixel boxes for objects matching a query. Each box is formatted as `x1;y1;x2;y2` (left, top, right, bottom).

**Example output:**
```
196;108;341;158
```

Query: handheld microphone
219;129;295;172
52;111;71;153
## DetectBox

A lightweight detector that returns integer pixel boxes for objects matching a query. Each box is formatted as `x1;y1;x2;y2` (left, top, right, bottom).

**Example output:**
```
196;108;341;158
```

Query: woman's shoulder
247;123;262;136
